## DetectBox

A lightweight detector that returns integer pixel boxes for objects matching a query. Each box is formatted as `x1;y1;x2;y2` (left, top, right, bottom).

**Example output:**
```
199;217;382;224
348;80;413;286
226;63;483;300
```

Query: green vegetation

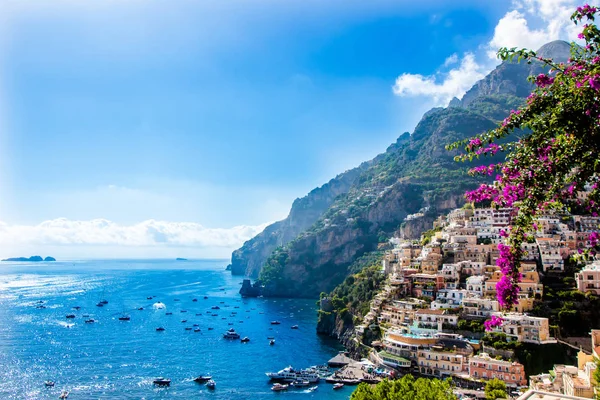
327;263;386;319
455;318;484;333
485;378;507;400
421;227;442;245
530;277;600;337
350;375;456;400
481;333;575;376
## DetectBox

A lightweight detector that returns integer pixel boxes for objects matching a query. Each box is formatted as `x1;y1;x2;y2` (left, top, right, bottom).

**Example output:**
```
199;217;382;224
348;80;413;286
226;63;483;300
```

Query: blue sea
0;259;350;399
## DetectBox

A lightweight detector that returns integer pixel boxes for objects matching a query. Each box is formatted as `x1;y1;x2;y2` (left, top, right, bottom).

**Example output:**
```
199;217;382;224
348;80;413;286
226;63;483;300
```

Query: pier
325;360;383;385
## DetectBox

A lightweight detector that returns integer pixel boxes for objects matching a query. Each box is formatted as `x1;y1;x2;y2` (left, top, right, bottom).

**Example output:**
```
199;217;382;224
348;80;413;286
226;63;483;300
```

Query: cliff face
231;40;572;298
228;166;366;276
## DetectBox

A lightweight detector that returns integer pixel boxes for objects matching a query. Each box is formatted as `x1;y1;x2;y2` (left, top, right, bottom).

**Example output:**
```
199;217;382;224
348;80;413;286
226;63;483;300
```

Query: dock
325;360;382;385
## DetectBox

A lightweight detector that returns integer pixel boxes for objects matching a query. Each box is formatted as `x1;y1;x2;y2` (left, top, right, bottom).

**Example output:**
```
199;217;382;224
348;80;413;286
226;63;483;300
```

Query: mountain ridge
229;40;572;297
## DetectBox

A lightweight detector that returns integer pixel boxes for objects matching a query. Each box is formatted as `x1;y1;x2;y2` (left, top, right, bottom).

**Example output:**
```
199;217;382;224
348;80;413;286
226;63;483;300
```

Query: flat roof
517;390;592;400
379;351;410;363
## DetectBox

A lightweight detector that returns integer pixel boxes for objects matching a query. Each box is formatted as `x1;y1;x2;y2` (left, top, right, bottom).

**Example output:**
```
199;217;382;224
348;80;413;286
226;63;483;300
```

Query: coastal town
325;203;600;399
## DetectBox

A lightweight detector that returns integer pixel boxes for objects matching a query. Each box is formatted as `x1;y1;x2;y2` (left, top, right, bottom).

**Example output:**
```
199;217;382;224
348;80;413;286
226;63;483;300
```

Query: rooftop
416;309;447;315
378;351;410;363
516;389;592;400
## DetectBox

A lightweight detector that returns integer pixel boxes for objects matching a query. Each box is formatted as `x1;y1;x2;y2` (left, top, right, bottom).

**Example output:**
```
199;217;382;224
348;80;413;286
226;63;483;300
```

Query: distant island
1;256;56;262
175;257;188;261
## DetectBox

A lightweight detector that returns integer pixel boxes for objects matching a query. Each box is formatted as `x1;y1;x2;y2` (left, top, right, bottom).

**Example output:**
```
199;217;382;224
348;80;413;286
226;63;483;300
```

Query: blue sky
0;0;581;258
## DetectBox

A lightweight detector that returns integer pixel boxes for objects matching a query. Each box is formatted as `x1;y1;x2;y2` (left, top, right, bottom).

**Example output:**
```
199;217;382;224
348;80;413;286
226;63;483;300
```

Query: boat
72;306;81;310
84;319;95;323
166;312;173;315
333;383;344;390
291;325;299;329
208;327;214;330
308;386;318;392
59;391;69;399
270;339;275;345
181;320;187;323
137;307;144;311
147;296;153;300
118;316;130;321
306;365;330;375
271;383;289;392
156;327;165;331
192;298;198;302
240;337;250;342
44;381;55;387
270;321;281;325
292;380;310;387
204;296;208;299
185;327;192;331
223;328;240;339
180;310;187;313
65;314;75;319
194;375;212;383
211;306;220;310
206;380;216;389
194;327;201;332
99;300;108;305
153;378;171;386
266;366;320;383
96;303;104;307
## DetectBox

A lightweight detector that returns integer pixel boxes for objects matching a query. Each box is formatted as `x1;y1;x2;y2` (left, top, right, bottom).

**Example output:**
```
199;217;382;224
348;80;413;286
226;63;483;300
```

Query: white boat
333;383;344;390
59;391;69;399
271;383;289;391
223;328;240;339
206;379;216;389
308;386;318;392
266;366;320;383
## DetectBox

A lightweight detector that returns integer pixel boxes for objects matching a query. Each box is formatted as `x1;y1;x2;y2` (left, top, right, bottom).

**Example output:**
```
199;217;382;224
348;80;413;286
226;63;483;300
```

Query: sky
0;0;583;259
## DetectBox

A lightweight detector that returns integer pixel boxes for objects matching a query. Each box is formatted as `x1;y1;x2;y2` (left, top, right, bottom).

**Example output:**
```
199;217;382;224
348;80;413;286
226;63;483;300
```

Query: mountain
229;40;571;298
228;165;368;276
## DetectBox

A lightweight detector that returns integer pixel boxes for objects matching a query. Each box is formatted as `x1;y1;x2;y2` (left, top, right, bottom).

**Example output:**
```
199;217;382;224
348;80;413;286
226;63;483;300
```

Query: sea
0;259;351;399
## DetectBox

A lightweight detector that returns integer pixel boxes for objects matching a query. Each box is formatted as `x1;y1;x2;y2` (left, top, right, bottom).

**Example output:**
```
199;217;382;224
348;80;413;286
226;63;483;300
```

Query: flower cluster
483;315;504;332
448;4;600;314
535;74;554;87
469;164;497;176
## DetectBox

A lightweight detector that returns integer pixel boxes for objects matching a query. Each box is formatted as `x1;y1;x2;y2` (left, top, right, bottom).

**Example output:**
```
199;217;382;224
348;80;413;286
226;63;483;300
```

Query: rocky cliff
230;40;571;297
228;166;367;276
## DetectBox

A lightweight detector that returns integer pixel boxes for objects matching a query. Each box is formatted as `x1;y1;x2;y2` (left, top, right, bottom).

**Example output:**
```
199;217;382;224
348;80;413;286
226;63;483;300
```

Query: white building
466;275;485;297
575;262;600;295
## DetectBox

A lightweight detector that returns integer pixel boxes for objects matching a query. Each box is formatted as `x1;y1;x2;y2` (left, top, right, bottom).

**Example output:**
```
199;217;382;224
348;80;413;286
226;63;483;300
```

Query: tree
350;374;456;400
485;378;508;400
448;4;600;313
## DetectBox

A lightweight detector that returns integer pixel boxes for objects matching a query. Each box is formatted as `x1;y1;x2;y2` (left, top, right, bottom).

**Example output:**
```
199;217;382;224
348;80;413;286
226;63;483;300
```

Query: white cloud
487;0;579;58
443;53;458;67
392;0;581;106
392;53;486;106
0;218;269;249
